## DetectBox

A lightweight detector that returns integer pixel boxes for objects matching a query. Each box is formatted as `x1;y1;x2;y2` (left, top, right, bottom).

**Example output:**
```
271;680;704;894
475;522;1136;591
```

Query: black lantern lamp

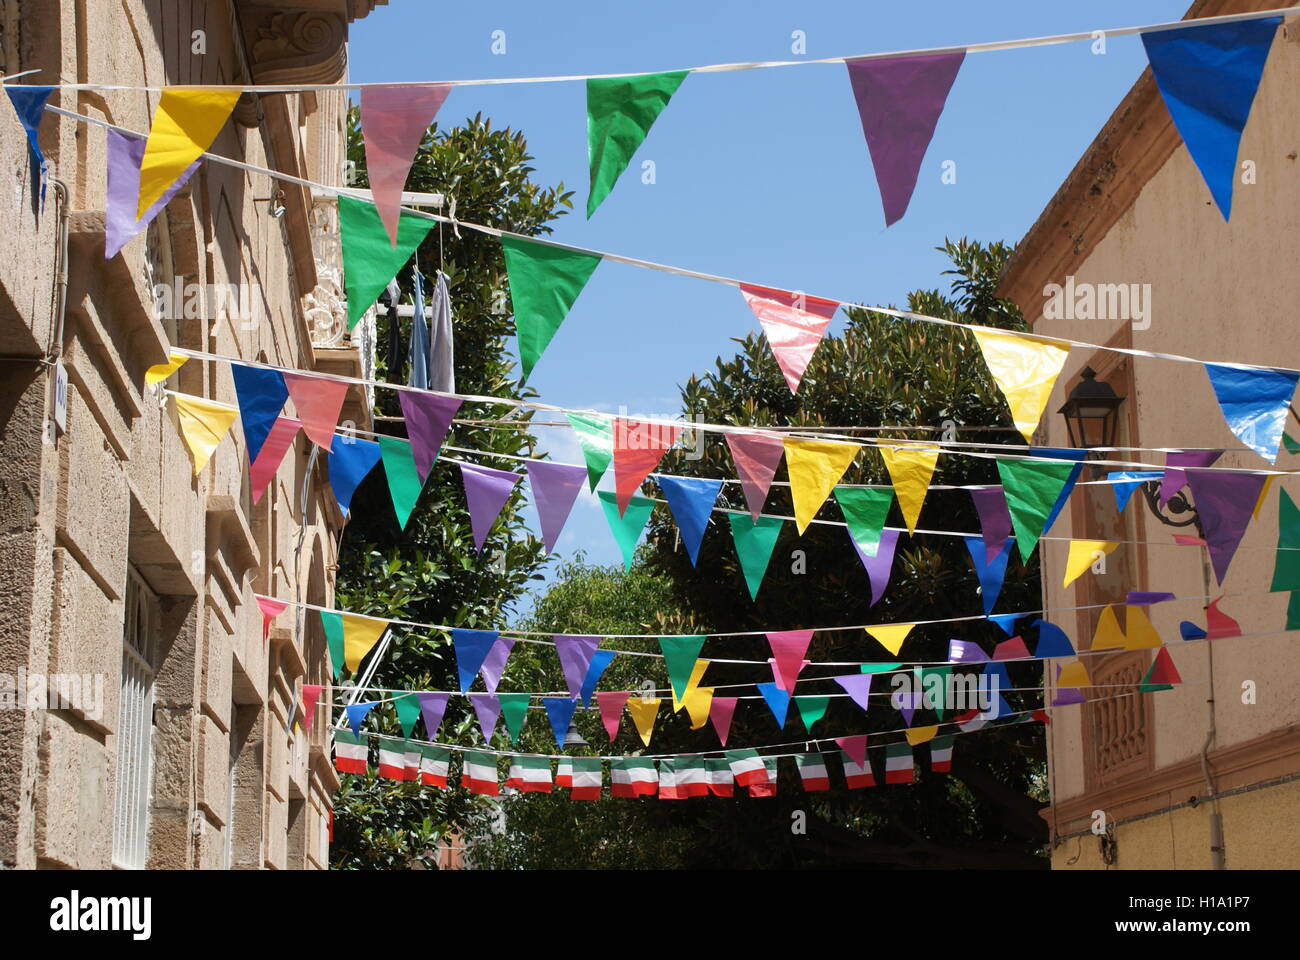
1058;366;1125;450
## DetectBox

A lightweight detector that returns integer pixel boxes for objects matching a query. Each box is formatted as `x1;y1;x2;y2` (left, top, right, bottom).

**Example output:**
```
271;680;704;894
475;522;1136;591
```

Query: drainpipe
48;178;70;360
1196;548;1226;869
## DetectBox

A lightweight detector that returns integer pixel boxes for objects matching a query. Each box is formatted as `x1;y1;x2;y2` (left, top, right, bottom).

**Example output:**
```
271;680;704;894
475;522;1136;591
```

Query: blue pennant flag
1203;363;1300;463
4;86;54;202
1028;448;1086;535
987;613;1020;636
964;535;1014;616
345;701;379;737
543;696;579;748
453;628;500;693
1032;619;1076;658
655;474;723;566
327;436;381;515
579;649;616;707
756;681;791;729
1108;471;1164;513
1180;620;1208;641
1142;16;1281;220
231;363;289;465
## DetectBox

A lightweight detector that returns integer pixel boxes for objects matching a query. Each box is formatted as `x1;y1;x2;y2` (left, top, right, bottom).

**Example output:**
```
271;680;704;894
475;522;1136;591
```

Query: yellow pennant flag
627;697;660;747
173;394;238;475
341;613;389;673
1123;605;1162;650
905;724;939;747
1091;604;1126;650
682;687;714;730
867;622;914;655
138;87;241;219
1058;660;1091;688
145;352;189;386
784;437;860;534
672;659;710;712
879;445;940;534
1063;539;1118;588
972;329;1070;443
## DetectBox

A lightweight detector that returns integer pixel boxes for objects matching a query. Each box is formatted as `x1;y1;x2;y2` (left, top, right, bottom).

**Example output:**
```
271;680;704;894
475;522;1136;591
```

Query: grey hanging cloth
407;264;430;390
382;278;403;383
428;271;456;394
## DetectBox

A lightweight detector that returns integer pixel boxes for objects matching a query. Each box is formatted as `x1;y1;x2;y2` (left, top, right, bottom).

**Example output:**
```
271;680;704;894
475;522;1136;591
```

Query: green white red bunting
462;750;500;796
506;755;554;793
884;743;915;784
333;729;368;775
840;750;876;789
419;745;451;787
795;752;831;791
610;758;658;797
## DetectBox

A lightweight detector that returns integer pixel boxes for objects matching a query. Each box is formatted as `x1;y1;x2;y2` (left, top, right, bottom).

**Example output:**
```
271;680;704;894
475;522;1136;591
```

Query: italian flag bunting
840;750;876;789
884;742;915;784
403;741;421;781
956;708;986;733
930;735;955;773
377;740;407;780
748;756;780;797
462;750;500;796
333;729;368;775
610;758;658;797
725;748;766;788
506;755;554;793
796;752;831;791
567;758;603;800
659;756;709;799
555;758;573;788
706;757;734;797
419;745;451;788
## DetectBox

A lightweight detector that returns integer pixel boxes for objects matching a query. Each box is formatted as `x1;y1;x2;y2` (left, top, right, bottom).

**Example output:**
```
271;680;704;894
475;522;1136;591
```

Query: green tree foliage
472;240;1051;869
329;110;573;869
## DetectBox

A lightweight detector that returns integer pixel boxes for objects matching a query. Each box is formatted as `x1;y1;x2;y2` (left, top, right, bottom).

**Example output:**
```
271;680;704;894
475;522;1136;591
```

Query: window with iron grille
113;569;157;869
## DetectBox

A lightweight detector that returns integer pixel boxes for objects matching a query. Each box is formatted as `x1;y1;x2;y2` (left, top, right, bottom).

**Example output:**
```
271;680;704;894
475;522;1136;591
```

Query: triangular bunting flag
338;194;434;330
256;596;287;642
543;697;579;749
172;394;238;475
739;285;840;393
250;417;300;506
5;85;53;201
767;630;813;693
725;430;786;520
460;462;522;552
1033;619;1076;658
948;639;987;663
682;685;714;730
867;623;914;656
1108;471;1164;513
880;445;940;534
300;685;323;733
1091;605;1127;650
359;84;453;245
105;128;201;259
784;438;859;533
627;697;660;747
470;694;502;743
596;691;631;741
344;702;378;737
996;457;1077;562
613;418;682;516
566;413;614;491
1270;489;1300;592
970;486;1013;563
905;725;938;747
393;694;422;739
478;635;517;695
1063;539;1118;588
795;695;829;732
1123;606;1163;650
527;460;589;554
1206;597;1242;639
656;475;723;566
453;628;500;693
376;435;424;530
845;51;965;226
282;373;349;451
137;87;240;218
993;636;1031;660
416;692;450;741
597;490;655;570
659;636;706;704
500;235;601;379
1203;363;1299;463
972;329;1069;443
988;614;1019;636
964;535;1013;616
397;391;462;482
144;352;189;386
1161;450;1222;507
554;635;601;701
852;527;901;607
833;673;873;712
728;513;784;601
836;734;869;768
710;696;738;746
327;436;382;515
835;486;894;558
756;681;791;729
586;70;688;217
580;650;616;707
1186;469;1266;584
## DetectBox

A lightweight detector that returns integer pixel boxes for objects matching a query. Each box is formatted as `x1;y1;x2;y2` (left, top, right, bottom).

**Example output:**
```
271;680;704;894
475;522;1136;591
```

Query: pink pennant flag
249;416;301;505
739;284;840;394
596;690;631;741
767;659;811;693
834;673;873;711
613;418;682;515
710;696;738;746
460;462;522;552
725;430;786;520
360;84;453;246
767;629;813;692
300;684;323;733
256;595;288;642
836;734;869;768
283;373;350;451
993;636;1032;661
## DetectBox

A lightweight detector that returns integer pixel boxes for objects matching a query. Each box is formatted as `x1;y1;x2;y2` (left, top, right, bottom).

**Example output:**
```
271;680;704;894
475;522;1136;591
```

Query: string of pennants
5;8;1292;237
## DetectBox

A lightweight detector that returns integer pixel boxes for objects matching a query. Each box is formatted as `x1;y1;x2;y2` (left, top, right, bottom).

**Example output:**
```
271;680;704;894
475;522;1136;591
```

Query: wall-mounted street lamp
1058;367;1200;531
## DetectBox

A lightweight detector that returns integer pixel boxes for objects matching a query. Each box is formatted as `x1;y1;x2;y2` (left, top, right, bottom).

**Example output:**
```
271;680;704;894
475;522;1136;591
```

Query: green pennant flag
586;70;689;218
320;610;345;680
498;693;532;744
393;693;422;739
597;490;655;570
861;662;903;674
659;636;706;703
996;458;1078;562
1138;659;1173;694
1270;489;1300;592
729;513;784;601
566;412;614;491
834;486;894;557
1284;433;1300;456
377;435;424;530
795;695;829;732
915;665;952;720
500;235;601;380
1287;591;1300;631
338;194;433;331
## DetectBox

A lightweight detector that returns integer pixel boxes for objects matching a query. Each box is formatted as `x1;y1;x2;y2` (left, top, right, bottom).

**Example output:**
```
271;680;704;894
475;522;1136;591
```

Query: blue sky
348;0;1189;593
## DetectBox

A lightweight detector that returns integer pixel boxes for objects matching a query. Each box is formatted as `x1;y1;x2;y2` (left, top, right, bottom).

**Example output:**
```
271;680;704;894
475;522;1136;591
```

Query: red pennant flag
283;373;350;451
739;284;840;393
256;595;288;642
360;84;453;246
709;696;738;746
1148;647;1182;686
1206;597;1241;639
836;734;869;768
993;636;1031;660
725;430;785;520
613;418;681;515
767;629;813;692
596;690;631;741
300;684;323;733
250;416;300;505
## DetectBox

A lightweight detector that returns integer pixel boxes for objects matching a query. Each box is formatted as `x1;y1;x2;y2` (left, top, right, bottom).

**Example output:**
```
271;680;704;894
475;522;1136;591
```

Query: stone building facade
0;0;383;869
998;0;1300;870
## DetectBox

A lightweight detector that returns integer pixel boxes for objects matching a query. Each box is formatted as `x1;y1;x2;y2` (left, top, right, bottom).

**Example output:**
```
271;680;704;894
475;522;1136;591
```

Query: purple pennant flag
852;527;901;606
845;51;966;226
1053;666;1087;707
971;487;1013;564
105;128;202;260
1160;450;1222;507
554;635;600;700
1187;469;1266;584
527;461;588;554
478;635;517;695
833;673;873;712
1127;591;1176;606
948;639;988;663
398;391;462;482
416;692;451;741
460;462;522;552
470;694;502;743
893;689;921;727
